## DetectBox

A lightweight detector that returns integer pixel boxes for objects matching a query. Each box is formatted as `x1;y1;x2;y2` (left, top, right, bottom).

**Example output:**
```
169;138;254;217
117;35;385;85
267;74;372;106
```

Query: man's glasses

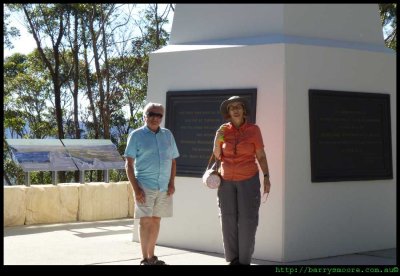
146;111;163;118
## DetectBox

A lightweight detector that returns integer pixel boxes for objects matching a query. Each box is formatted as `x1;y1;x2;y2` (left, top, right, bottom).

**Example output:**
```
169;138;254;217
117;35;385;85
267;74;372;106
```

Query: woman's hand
215;125;226;144
213;125;226;159
263;177;271;194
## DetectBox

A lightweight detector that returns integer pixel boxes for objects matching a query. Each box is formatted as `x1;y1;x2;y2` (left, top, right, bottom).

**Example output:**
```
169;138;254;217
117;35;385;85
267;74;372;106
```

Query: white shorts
134;187;173;219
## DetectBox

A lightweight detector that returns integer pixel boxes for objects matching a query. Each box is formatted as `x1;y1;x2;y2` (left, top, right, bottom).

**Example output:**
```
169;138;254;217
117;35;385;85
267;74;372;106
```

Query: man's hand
167;181;175;196
134;187;145;204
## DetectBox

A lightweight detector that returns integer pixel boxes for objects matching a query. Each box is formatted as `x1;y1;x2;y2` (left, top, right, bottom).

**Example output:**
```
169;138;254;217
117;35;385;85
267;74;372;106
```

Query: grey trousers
217;173;261;264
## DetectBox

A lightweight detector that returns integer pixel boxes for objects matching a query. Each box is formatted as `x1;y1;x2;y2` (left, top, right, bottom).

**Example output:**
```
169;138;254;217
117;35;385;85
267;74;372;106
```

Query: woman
213;95;271;265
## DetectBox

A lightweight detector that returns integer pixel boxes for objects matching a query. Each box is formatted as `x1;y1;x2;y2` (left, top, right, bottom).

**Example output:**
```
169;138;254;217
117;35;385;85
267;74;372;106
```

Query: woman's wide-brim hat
220;96;250;118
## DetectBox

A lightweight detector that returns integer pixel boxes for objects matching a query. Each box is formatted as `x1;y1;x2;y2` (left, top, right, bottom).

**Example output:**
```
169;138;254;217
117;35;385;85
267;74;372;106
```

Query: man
124;102;179;265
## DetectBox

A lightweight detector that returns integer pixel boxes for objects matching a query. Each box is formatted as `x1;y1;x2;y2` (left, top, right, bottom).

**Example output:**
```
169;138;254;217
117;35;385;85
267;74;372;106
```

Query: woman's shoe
229;258;240;265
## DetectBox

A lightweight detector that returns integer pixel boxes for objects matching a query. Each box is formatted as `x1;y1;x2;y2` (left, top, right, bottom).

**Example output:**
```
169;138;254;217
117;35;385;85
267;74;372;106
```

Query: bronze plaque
309;89;392;182
166;89;257;177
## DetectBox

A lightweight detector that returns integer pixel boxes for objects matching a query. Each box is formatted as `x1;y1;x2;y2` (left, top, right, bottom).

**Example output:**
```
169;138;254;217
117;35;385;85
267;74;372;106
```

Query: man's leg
139;217;153;259
145;190;171;265
147;217;161;258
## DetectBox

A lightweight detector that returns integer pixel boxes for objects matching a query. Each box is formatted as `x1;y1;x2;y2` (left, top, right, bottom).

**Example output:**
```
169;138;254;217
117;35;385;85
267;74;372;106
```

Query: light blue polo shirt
124;125;179;192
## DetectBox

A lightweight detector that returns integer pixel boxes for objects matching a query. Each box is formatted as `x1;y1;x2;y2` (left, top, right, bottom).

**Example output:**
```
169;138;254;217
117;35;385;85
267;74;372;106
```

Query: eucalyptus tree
63;4;84;139
17;4;71;140
85;4;115;139
79;12;100;139
58;49;87;140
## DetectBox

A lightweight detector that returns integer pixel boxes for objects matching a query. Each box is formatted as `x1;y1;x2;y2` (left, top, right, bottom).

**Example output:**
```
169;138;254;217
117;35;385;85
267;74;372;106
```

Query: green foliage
30;171;52;185
3;53;28;77
379;3;397;50
109;170;128;182
4;112;26;138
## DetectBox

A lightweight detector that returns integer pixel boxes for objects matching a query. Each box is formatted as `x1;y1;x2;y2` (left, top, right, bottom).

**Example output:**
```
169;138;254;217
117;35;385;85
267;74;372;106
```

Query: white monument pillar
143;4;396;262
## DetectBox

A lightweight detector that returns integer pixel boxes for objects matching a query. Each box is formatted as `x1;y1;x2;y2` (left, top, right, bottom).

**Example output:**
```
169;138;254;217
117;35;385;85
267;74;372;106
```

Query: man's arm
167;159;176;196
125;156;145;203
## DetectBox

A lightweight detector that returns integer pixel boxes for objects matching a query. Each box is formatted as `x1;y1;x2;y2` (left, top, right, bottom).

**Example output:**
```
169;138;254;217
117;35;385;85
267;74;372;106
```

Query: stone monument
139;4;396;262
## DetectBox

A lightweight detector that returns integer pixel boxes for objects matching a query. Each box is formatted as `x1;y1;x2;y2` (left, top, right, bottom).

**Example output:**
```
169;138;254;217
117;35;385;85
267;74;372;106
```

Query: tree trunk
100;6;110;139
81;16;99;138
88;9;105;139
73;10;80;182
73;11;80;140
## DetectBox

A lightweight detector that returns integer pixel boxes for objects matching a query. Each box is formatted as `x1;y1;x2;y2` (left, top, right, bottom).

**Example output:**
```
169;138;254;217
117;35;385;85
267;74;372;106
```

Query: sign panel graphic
7;139;78;172
62;139;125;170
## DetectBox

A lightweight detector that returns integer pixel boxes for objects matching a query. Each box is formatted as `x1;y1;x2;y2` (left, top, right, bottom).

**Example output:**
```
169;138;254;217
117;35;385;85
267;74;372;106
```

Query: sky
4;23;35;58
4;4;174;58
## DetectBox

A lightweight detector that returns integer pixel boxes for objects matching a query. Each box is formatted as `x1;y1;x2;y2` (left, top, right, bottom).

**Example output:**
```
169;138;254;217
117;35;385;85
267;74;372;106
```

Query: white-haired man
125;102;179;265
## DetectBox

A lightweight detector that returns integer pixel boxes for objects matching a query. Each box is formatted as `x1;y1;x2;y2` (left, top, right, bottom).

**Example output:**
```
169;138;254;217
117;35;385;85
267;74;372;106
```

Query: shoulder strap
207;153;215;169
207;153;221;171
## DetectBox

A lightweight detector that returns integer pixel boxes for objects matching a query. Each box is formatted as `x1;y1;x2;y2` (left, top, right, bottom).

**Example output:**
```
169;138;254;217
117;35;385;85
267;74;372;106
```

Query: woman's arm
256;148;271;194
213;125;225;159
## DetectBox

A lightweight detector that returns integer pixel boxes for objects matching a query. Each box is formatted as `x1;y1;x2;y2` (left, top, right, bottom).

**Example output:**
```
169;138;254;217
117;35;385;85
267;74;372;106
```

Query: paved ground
3;219;397;266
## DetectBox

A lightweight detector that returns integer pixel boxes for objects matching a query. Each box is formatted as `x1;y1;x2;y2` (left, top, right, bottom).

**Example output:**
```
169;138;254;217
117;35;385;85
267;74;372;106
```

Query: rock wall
4;182;134;227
